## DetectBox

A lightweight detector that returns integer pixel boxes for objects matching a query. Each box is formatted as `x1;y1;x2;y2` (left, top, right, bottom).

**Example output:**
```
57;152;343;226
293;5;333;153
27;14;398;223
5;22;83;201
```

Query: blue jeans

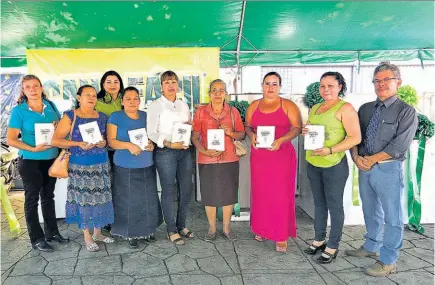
359;161;404;265
307;157;349;249
154;148;193;233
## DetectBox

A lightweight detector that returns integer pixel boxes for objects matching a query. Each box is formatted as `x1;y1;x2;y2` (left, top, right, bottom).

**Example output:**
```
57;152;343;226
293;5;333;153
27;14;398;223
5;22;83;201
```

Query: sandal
85;242;99;252
276;241;288;253
204;232;217;242
222;231;238;241
254;235;266;242
92;235;115;243
168;232;185;245
178;228;194;239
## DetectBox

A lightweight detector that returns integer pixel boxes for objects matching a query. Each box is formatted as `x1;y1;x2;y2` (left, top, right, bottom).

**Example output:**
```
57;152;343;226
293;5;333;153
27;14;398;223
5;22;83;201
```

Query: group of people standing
7;62;417;278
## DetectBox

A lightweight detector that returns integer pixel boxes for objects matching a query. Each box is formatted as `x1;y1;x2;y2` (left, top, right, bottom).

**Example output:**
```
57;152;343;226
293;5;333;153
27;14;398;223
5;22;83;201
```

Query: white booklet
78;121;103;144
34;123;54;145
304;125;325;150
256;126;275;148
207;129;225;151
171;123;192;146
128;128;148;150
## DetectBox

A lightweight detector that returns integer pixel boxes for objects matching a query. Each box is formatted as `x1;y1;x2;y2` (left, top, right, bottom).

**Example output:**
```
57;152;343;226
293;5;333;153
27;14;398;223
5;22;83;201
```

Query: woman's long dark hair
75;85;97;109
97;70;124;102
17;74;48;104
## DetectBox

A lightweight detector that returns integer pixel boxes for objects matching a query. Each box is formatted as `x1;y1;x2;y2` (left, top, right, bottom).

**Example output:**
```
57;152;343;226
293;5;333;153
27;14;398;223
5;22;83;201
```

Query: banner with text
26;48;219;112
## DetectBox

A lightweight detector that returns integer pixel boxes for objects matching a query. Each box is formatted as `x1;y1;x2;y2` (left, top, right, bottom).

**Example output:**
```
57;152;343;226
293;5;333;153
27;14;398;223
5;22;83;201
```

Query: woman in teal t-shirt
107;87;162;248
7;74;69;252
302;72;361;264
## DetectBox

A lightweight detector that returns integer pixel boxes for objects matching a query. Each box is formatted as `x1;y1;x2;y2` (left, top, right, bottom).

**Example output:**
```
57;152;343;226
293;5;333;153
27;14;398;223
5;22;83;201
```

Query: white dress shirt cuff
157;134;166;148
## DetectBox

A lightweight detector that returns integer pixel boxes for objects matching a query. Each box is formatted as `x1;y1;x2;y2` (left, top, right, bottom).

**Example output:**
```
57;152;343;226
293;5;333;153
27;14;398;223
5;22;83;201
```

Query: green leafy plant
304;82;323;108
228;100;250;122
397;85;419;107
414;114;434;140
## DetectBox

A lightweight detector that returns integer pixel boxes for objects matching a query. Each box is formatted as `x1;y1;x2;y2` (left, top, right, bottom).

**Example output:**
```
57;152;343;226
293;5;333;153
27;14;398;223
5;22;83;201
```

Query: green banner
352;164;360;206
406;139;426;234
0;178;22;237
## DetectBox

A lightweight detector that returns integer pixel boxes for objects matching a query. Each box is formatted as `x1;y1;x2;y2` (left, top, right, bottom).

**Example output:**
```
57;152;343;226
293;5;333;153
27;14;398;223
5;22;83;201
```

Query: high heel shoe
304;242;326;255
316;249;339;264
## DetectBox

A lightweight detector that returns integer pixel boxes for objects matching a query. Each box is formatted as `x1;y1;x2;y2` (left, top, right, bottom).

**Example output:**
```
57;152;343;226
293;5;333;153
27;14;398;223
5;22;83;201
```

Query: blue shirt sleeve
44;99;61;120
63;110;74;121
99;112;108;125
8;106;23;130
108;111;119;126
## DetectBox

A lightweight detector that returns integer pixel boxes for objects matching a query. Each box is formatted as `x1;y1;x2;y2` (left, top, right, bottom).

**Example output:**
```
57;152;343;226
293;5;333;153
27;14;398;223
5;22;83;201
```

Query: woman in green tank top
95;70;125;233
302;72;361;264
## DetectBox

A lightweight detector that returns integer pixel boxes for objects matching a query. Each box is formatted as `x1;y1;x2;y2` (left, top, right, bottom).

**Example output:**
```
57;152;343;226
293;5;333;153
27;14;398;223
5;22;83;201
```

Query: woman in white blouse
147;70;194;245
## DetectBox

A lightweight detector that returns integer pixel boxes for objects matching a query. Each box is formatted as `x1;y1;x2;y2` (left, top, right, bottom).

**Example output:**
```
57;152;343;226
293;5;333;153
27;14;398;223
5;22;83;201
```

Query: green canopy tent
1;1;434;228
1;1;434;69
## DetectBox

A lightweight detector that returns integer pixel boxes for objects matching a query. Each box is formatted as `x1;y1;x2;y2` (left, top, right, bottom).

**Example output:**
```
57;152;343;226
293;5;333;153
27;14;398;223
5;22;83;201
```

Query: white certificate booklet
304;125;325;150
256;126;275;148
207;129;225;151
78;121;103;144
35;123;54;145
128;128;149;150
172;123;192;146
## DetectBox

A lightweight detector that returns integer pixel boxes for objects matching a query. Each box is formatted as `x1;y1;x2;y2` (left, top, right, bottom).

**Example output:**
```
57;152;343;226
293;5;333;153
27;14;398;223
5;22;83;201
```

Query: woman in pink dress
245;72;302;252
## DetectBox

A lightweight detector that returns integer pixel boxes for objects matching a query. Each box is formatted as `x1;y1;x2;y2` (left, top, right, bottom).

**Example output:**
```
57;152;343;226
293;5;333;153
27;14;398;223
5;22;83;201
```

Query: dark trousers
154;148;193;233
307;157;349;249
18;158;60;244
108;149;115;168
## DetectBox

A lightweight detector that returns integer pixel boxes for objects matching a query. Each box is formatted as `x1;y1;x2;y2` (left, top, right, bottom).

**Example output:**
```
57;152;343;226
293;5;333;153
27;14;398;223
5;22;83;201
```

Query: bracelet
329;147;333;154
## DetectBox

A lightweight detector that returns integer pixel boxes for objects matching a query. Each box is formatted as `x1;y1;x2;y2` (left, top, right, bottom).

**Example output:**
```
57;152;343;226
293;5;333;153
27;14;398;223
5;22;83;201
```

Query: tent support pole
235;1;247;95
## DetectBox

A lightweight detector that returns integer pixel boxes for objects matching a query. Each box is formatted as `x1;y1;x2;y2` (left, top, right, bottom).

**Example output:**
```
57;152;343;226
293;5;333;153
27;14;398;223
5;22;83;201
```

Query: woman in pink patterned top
192;79;245;241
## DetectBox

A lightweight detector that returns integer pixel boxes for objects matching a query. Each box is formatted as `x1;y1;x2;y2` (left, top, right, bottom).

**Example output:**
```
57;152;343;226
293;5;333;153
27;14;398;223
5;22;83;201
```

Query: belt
377;160;397;164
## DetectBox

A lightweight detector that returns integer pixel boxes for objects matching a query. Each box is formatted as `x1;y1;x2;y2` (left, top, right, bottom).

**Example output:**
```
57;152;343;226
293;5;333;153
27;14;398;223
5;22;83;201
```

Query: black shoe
145;235;156;243
316;249;339;264
46;234;70;243
304;242;327;255
103;225;112;232
128;238;138;248
32;240;54;252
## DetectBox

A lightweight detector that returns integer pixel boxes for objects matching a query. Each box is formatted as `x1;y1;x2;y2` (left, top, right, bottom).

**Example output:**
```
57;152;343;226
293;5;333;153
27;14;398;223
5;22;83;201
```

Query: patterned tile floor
1;191;434;285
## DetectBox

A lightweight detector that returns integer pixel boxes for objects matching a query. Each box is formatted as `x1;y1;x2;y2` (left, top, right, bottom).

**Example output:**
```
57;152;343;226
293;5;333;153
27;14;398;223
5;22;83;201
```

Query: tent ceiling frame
235;1;247;75
220;48;435;54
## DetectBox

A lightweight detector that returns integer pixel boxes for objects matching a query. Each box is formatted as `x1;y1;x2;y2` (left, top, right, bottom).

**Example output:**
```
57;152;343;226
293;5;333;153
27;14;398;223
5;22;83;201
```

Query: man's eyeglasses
263;82;280;87
372;77;397;85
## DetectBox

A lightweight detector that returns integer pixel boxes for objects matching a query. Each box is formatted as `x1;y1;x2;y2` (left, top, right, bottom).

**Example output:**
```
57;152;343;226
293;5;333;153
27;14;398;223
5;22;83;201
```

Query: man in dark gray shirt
346;63;418;277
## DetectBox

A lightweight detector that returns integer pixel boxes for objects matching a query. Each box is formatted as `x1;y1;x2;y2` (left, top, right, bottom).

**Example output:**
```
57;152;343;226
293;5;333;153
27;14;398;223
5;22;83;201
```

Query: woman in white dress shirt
147;70;194;245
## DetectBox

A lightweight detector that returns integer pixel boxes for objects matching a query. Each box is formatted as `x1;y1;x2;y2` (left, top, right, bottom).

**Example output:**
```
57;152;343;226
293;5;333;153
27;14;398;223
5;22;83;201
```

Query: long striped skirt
65;161;114;229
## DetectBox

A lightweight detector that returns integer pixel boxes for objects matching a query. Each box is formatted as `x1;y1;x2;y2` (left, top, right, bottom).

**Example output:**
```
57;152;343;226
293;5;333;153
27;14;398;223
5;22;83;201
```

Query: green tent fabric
1;1;434;67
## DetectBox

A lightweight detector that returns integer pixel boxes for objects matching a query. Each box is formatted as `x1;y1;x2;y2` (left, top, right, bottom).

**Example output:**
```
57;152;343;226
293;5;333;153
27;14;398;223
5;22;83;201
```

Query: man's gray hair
373;62;401;80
